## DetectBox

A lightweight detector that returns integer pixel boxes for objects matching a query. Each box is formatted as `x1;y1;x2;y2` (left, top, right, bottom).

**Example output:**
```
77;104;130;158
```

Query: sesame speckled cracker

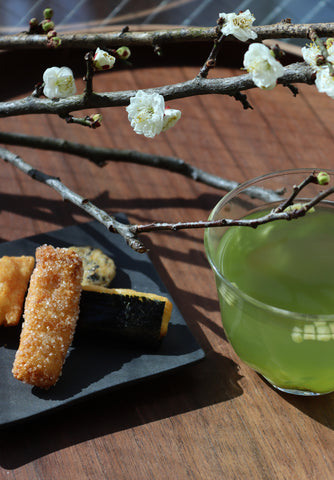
12;245;83;389
69;246;116;287
0;256;35;326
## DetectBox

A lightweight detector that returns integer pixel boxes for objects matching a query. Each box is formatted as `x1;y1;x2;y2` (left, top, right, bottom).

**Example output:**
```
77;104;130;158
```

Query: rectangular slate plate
0;218;205;428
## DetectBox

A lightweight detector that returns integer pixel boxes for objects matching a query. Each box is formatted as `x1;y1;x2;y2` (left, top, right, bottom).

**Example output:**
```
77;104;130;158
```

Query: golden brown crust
0;256;35;326
12;245;83;389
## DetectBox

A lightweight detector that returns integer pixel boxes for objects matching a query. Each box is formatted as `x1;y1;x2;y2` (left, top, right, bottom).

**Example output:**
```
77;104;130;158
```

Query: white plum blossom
243;43;285;90
126;91;181;138
162;108;181;132
301;42;323;72
43;66;76;99
93;47;116;71
315;67;334;99
219;10;257;42
126;90;165;138
302;40;334;99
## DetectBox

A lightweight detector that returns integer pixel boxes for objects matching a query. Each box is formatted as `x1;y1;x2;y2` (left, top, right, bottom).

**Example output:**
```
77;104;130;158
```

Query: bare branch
0;146;332;254
0;146;146;252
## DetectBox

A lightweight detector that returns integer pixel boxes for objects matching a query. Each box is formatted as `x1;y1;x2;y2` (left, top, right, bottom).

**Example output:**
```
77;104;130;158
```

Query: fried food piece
0;256;35;326
69;246;116;287
12;245;83;389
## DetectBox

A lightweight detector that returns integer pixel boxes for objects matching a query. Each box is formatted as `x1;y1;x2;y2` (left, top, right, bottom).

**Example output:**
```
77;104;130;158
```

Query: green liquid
217;207;334;394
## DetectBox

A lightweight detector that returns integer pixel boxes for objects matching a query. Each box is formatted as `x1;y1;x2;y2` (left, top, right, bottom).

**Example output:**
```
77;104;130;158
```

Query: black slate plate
0;218;205;428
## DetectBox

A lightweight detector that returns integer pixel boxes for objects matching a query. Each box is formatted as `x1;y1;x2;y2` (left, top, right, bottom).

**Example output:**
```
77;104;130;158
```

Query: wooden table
0;40;333;480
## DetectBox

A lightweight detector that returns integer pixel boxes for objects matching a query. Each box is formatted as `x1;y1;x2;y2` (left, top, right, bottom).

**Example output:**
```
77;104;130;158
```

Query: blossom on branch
93;47;116;71
302;40;334;99
43;66;76;99
301;42;323;72
126;91;181;138
315;67;334;99
162;108;181;131
243;43;284;90
219;10;257;42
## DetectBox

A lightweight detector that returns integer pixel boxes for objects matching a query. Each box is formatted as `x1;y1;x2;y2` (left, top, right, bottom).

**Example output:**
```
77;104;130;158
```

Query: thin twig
0;146;146;252
198;27;225;78
84;51;94;97
274;173;318;212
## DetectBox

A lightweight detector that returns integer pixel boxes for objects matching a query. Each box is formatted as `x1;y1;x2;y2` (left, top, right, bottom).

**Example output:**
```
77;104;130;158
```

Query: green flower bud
42;20;55;32
43;8;54;20
47;36;62;49
29;18;38;27
47;29;57;38
317;171;330;185
116;46;131;60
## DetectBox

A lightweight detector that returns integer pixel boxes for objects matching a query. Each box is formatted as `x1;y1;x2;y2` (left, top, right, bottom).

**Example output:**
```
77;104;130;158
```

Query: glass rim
204;167;334;322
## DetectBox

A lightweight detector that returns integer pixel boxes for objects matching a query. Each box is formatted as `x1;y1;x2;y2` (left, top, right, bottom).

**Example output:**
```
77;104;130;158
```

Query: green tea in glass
204;169;334;395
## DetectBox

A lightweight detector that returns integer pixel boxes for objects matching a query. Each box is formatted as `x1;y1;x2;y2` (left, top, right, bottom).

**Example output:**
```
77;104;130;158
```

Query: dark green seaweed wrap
77;286;172;346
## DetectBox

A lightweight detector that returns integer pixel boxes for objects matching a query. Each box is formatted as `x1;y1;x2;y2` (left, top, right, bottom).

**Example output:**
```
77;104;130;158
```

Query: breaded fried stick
0;256;35;326
12;245;83;389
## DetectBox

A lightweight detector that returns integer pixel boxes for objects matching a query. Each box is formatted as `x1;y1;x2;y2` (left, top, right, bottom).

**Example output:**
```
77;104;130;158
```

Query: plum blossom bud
43;8;54;20
42;20;55;33
29;18;38;28
47;29;57;38
90;113;103;128
317;171;330;185
93;48;116;71
43;66;76;99
116;46;131;60
47;36;62;49
162;108;181;131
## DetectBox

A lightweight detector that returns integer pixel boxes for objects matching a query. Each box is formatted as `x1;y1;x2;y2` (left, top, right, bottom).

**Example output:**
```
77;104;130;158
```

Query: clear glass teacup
204;169;334;395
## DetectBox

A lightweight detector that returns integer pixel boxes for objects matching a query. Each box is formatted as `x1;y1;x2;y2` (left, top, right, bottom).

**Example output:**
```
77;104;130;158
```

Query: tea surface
219;207;334;315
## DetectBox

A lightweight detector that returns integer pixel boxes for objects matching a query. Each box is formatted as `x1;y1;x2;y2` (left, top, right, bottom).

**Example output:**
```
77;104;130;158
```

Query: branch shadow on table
277;390;334;431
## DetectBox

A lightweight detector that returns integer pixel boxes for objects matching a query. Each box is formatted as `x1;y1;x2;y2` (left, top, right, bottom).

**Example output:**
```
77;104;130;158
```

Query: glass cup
204;169;334;395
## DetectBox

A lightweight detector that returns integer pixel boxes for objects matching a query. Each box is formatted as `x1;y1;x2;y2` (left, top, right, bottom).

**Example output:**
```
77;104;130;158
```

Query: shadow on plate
0;349;242;469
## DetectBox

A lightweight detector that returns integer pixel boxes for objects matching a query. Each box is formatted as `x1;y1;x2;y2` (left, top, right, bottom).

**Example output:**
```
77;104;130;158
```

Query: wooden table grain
0;41;333;480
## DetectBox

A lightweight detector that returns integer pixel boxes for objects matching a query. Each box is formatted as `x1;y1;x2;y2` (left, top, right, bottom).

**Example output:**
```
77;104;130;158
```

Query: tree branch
0;62;314;118
1;22;334;50
0;130;281;202
0;146;146;252
0;146;332;253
